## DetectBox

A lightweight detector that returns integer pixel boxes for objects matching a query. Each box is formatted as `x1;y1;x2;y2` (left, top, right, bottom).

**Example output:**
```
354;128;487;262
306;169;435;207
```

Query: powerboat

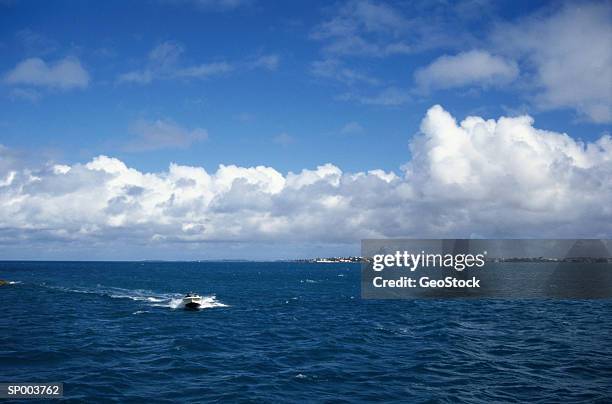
182;292;203;309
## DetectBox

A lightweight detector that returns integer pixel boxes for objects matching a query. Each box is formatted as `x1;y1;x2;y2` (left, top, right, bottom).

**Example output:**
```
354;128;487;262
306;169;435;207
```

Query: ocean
1;261;611;402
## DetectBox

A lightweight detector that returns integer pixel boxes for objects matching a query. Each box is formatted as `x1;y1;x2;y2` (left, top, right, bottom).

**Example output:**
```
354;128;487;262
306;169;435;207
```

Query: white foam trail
42;284;227;310
167;298;184;309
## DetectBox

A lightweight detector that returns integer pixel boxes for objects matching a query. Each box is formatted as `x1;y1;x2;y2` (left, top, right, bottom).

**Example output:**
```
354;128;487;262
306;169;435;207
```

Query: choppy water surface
1;262;611;402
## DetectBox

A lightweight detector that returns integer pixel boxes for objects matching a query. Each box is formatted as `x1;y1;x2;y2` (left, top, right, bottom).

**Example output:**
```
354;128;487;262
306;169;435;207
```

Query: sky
0;0;611;260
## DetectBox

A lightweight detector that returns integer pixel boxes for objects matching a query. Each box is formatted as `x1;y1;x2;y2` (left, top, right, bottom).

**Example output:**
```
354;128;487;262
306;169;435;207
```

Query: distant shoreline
292;256;612;264
1;257;610;264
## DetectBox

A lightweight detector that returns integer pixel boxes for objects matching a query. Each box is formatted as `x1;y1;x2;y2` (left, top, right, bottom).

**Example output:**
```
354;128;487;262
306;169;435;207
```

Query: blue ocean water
1;261;611;403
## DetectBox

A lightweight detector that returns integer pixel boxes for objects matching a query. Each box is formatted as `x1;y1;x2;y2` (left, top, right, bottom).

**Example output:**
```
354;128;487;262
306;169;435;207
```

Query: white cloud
310;0;495;59
4;57;90;89
248;54;280;71
493;2;612;123
414;50;518;92
311;0;412;57
119;41;231;84
311;58;379;86
119;41;275;84
125;119;208;151
148;40;184;70
117;70;154;84
1;106;610;253
176;62;233;79
119;41;183;84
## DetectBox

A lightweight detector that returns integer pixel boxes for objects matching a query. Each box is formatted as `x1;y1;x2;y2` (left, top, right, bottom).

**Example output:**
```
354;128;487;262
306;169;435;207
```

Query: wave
41;284;227;310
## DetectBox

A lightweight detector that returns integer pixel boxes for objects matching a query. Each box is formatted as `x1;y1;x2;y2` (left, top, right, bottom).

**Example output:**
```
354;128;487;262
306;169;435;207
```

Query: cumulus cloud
125;119;208;151
493;2;612;123
1;106;610;253
4;57;90;90
414;50;518;92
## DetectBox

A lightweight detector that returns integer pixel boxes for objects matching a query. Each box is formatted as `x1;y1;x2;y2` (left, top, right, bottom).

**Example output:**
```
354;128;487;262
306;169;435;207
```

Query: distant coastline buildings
294;256;611;264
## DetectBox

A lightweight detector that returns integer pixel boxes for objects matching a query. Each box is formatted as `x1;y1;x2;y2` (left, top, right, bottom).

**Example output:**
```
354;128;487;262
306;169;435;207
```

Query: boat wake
41;284;227;310
161;295;227;310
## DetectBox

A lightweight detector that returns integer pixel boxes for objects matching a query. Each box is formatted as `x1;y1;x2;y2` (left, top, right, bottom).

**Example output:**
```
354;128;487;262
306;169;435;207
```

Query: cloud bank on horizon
1;106;610;255
0;0;610;258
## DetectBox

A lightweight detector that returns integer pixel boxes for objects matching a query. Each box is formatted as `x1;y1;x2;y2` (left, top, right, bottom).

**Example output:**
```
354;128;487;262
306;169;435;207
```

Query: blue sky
1;0;608;173
0;0;610;259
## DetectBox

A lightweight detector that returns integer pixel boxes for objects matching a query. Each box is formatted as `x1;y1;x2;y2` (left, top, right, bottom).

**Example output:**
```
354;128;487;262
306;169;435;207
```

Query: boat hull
184;302;201;310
